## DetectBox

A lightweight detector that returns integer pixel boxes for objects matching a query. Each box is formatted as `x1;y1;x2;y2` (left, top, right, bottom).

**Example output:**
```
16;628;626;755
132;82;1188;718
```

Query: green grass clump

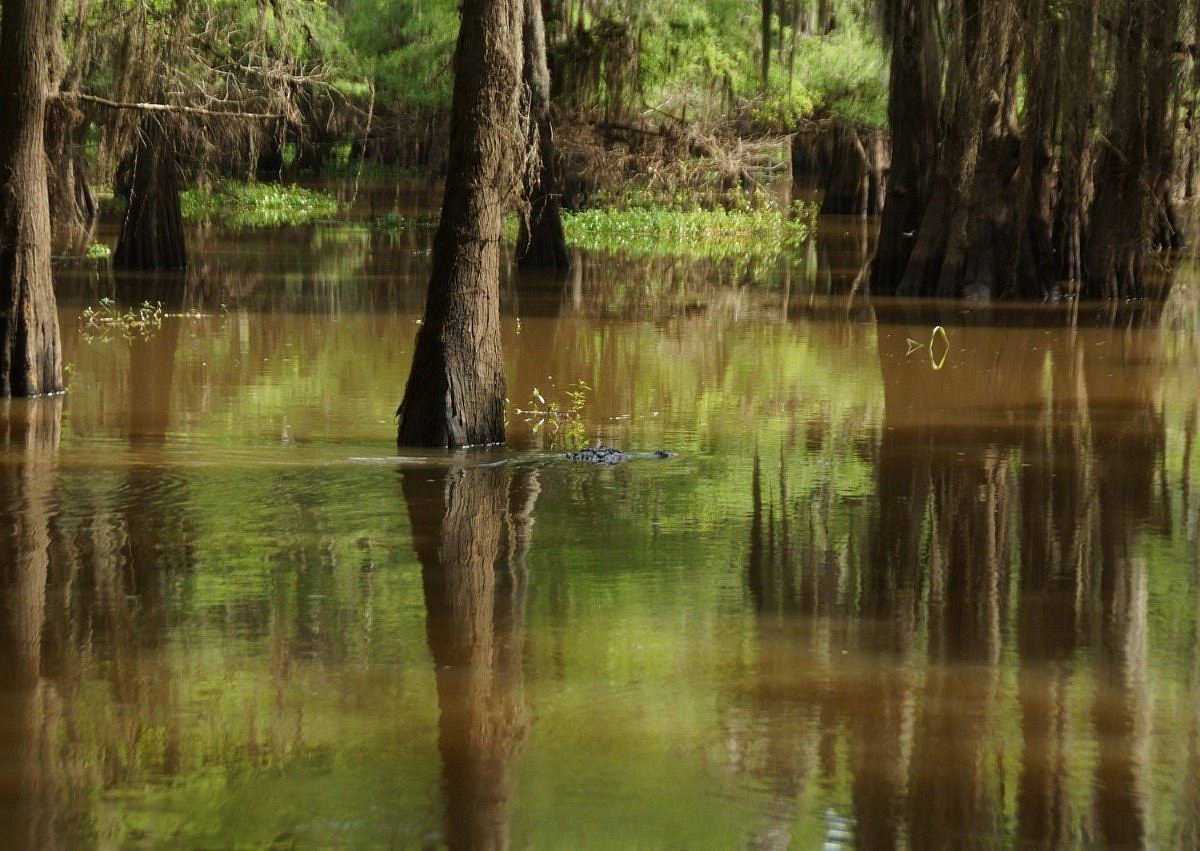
181;182;339;228
558;204;815;261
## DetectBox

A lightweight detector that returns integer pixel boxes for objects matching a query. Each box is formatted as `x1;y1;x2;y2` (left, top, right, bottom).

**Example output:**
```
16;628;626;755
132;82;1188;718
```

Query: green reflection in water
2;225;1200;847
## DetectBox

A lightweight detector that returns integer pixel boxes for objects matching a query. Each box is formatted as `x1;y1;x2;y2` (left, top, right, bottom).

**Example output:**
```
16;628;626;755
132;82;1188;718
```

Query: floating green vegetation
81;298;163;342
558;203;815;261
86;243;112;260
181;182;339;228
367;212;439;231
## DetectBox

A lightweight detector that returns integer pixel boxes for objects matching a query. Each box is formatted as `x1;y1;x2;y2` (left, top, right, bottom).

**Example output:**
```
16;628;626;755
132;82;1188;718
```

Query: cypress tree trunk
1051;0;1098;283
0;0;64;397
894;2;1056;300
44;100;97;257
869;0;940;296
516;0;571;270
1083;0;1182;299
397;0;524;447
113;117;187;271
819;122;888;217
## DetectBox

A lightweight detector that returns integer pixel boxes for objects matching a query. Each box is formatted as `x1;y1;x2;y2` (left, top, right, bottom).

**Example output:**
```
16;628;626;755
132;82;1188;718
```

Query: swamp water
1;201;1200;847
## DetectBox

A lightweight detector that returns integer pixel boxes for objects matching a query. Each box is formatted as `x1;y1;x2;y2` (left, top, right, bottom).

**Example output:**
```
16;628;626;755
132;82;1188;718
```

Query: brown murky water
1;188;1199;847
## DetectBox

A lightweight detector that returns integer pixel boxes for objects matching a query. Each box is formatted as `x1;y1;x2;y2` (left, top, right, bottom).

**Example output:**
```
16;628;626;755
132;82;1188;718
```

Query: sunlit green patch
86;243;112;260
181;182;340;228
556;203;816;262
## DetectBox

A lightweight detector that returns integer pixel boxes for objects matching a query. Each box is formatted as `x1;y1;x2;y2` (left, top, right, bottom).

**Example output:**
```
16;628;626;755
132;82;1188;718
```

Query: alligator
563;445;676;465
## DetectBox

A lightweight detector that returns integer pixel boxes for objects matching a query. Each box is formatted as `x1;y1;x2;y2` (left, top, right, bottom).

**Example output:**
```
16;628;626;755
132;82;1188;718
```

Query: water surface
1;198;1199;847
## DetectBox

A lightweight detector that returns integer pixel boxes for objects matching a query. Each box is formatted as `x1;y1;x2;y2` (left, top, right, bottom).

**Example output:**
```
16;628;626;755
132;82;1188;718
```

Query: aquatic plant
80;298;163;342
181;182;339;228
513;380;591;448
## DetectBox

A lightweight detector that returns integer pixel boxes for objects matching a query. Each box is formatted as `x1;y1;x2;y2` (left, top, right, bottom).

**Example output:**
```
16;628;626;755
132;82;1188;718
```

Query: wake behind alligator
352;445;677;467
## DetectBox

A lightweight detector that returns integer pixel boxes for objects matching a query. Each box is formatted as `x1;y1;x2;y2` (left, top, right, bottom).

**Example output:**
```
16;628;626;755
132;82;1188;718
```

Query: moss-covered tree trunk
516;0;570;270
0;0;64;397
113;117;187;271
397;0;524;447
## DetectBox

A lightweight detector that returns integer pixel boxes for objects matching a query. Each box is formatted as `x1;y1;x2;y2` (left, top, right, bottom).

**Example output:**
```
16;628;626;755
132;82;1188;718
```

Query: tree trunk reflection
403;463;540;850
0;398;64;849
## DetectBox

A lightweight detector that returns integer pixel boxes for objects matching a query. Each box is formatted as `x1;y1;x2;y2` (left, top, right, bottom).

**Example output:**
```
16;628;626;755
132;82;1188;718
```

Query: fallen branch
61;92;282;120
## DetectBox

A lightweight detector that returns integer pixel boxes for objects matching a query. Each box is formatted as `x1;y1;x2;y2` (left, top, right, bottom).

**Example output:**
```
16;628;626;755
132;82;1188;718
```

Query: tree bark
819;122;888;217
113;116;187;271
397;0;524;447
44;99;97;257
869;0;940;296
761;0;773;92
516;0;571;270
0;0;64;397
1084;0;1182;299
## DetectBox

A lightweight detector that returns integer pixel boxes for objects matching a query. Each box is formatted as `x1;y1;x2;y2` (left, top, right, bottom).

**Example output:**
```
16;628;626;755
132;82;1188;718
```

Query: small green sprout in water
514;380;591;447
81;298;163;342
86;243;112;260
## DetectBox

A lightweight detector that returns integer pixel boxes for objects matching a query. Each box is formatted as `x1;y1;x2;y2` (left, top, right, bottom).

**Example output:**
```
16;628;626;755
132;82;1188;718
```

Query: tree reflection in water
0;398;64;849
403;463;540;850
740;309;1170;848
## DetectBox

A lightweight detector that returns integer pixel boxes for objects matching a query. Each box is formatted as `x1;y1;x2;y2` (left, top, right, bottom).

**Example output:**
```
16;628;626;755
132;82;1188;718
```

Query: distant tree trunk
44;0;96;257
0;0;64;397
761;0;773;91
113;117;187;271
516;0;571;270
1083;0;1182;299
397;0;524;447
894;3;1055;300
791;122;835;191
869;0;939;296
820;122;888;217
44;100;97;256
1050;0;1098;283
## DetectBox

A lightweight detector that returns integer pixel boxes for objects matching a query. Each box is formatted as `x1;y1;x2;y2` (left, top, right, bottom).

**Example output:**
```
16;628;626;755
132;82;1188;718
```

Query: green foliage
754;24;889;128
86;243;112;260
181;182;340;228
342;0;457;112
559;203;816;262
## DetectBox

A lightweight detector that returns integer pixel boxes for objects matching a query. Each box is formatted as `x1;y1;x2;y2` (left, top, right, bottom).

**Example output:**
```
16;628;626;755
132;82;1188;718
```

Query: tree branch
60;92;282;120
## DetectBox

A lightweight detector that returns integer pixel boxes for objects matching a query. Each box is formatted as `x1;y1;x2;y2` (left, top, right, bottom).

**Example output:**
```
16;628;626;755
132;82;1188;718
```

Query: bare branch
64;92;283;120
